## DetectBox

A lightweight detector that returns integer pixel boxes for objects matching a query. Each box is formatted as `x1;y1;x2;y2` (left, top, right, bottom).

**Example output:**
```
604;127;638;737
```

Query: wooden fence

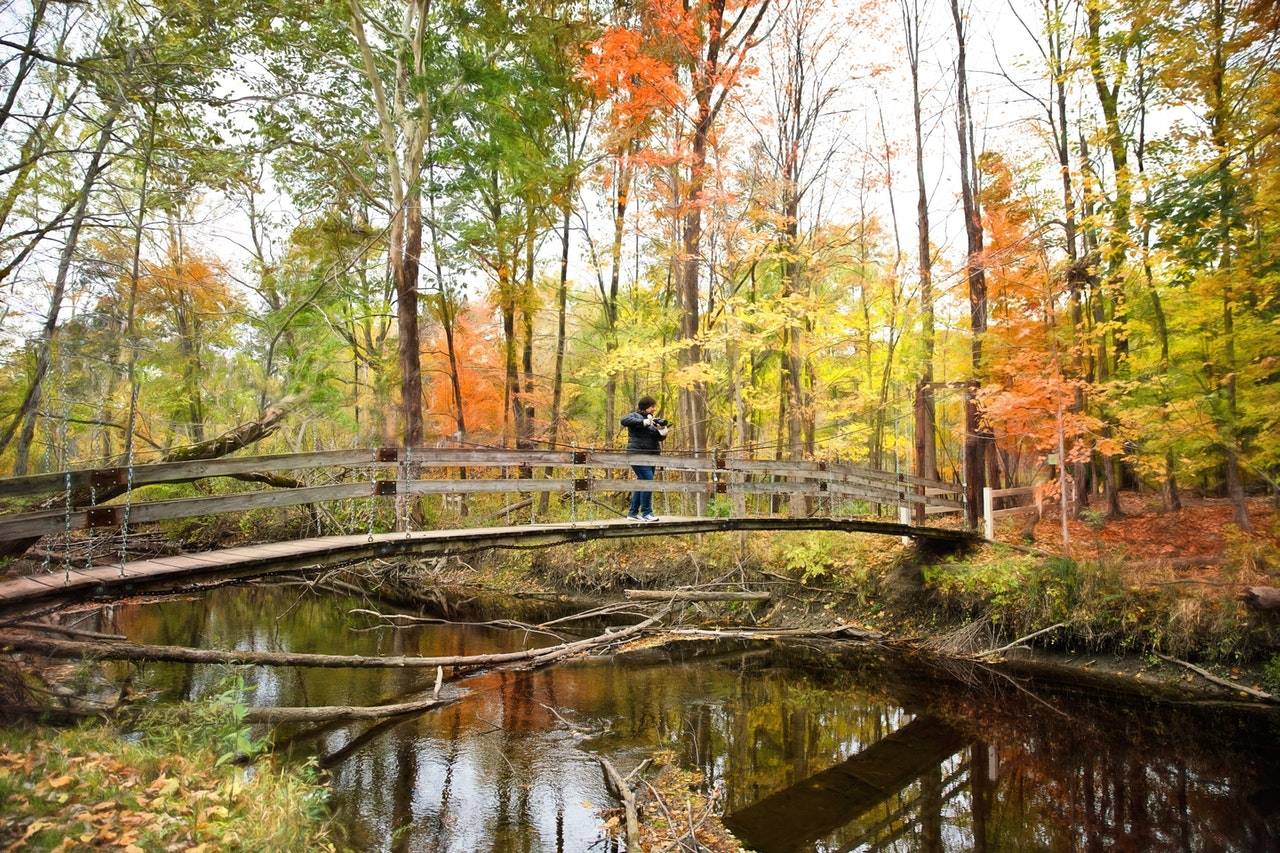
0;447;967;546
981;484;1074;539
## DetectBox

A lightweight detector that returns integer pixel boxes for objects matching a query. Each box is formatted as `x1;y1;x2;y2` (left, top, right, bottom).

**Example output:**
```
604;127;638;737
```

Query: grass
920;547;1273;661
0;684;338;851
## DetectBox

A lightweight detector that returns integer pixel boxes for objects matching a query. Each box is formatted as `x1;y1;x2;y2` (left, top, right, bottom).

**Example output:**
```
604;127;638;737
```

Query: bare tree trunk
520;209;537;449
949;0;988;528
904;0;937;522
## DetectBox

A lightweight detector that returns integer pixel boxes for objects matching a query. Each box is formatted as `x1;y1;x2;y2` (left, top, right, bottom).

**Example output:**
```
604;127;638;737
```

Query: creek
74;583;1280;852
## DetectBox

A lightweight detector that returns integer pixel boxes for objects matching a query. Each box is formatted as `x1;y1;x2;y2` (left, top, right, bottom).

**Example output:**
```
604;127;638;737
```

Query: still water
81;584;1280;852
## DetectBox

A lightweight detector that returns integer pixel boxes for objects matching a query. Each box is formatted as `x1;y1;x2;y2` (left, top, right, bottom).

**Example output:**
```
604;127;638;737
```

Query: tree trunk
950;0;988;529
0;109;116;462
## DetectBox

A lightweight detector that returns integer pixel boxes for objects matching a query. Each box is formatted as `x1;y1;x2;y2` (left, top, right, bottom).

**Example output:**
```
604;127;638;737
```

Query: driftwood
1155;652;1277;704
243;694;457;723
623;589;770;603
639;623;883;642
599;756;641;852
976;623;1066;659
1242;586;1280;611
0;610;667;670
9;621;126;641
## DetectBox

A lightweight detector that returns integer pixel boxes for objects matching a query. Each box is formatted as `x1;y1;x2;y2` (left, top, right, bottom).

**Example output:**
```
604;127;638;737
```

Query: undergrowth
462;527;1278;664
922;548;1273;661
0;679;338;851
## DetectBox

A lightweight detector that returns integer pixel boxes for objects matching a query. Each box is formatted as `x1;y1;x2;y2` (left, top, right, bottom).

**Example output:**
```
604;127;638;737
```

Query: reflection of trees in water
95;591;1280;852
935;687;1280;851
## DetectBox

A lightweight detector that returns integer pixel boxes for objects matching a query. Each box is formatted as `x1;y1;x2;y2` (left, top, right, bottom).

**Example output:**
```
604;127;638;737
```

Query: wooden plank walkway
0;516;974;618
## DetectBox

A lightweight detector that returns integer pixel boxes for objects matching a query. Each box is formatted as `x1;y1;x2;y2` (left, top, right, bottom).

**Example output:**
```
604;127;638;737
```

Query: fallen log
623;589;771;603
9;621;127;642
243;694;458;723
1242;586;1280;611
1155;652;1277;704
0;609;667;670
2;396;301;557
600;756;641;852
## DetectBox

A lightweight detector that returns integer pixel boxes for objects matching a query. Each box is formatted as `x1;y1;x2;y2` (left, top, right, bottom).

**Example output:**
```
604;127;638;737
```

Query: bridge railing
0;447;965;545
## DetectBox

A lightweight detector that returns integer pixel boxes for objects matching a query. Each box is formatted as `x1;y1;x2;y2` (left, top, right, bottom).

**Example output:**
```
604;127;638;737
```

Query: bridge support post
982;486;995;540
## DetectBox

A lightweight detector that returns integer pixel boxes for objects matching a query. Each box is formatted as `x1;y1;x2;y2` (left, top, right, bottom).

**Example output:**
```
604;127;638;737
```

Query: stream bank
436;527;1280;700
4;573;1280;851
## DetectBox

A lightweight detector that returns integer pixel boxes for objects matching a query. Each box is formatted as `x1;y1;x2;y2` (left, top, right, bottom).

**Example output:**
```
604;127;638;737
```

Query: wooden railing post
982;486;995;540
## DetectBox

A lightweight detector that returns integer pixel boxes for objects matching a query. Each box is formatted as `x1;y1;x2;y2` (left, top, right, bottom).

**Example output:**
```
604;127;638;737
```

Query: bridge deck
0;516;973;618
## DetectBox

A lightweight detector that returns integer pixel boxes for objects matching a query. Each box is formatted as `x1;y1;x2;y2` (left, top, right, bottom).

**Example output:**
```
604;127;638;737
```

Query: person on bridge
621;396;668;522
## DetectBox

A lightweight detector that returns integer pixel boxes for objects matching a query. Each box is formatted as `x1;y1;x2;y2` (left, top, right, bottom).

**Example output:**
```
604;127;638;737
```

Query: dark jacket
621;411;667;453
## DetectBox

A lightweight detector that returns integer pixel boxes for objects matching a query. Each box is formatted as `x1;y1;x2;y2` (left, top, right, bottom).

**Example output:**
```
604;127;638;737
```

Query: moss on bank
0;686;338;851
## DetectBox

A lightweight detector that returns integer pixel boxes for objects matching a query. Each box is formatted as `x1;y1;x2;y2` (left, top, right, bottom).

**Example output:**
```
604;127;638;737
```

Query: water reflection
78;586;1280;852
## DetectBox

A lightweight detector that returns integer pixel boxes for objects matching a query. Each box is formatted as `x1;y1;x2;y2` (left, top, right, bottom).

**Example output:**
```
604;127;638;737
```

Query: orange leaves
421;307;505;437
581;26;680;131
134;244;240;320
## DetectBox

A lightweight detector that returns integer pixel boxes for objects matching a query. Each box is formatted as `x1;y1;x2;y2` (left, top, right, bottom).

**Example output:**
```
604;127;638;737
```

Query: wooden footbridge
0;447;973;617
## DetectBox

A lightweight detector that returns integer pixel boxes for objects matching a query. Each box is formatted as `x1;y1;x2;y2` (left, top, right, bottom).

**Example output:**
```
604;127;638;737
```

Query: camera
651;416;671;428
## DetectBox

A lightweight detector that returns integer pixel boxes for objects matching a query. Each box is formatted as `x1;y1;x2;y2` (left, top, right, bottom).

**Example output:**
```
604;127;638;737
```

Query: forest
3;2;1280;848
0;0;1277;533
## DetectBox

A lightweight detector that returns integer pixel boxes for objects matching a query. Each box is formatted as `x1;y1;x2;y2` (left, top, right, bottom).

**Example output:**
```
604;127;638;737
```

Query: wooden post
983;486;994;540
898;503;912;545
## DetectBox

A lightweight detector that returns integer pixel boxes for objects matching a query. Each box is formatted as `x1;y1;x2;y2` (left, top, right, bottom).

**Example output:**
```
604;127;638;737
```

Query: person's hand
643;415;655;428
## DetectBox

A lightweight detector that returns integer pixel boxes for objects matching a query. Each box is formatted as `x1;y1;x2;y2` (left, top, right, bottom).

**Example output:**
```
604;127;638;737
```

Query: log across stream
42;583;1280;852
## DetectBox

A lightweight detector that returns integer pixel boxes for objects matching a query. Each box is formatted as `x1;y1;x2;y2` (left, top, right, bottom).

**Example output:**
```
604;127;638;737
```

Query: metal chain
120;441;135;576
62;471;72;586
57;337;71;585
367;469;376;543
403;444;413;537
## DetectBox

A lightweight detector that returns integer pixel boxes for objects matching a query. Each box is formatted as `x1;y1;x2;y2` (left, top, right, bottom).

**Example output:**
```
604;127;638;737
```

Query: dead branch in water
243;693;459;723
0;609;669;671
600;756;641;852
10;621;126;641
623;589;770;602
975;623;1066;659
1155;653;1277;704
639;623;883;642
347;607;568;641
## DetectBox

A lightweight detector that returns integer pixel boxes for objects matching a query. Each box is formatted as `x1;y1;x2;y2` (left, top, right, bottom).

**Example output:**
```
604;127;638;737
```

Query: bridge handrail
0;446;961;501
0;474;964;541
0;447;968;543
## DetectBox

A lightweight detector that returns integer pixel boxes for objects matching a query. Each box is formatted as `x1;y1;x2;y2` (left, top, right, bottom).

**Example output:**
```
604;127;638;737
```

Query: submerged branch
600;756;641;852
242;694;458;723
0;609;669;671
1155;653;1277;704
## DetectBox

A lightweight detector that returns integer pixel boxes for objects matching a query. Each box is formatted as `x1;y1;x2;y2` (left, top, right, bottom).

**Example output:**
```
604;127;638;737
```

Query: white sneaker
642;513;660;522
626;514;644;522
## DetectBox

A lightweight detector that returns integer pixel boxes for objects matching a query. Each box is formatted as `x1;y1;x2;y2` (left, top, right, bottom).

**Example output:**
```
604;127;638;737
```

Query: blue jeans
628;465;655;516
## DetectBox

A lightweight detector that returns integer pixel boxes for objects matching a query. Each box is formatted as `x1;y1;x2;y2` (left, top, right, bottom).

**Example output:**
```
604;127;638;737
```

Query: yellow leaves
0;717;335;852
147;774;181;797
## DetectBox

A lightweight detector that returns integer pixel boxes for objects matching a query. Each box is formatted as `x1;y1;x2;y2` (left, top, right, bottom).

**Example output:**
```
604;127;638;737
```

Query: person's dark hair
636;395;657;411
